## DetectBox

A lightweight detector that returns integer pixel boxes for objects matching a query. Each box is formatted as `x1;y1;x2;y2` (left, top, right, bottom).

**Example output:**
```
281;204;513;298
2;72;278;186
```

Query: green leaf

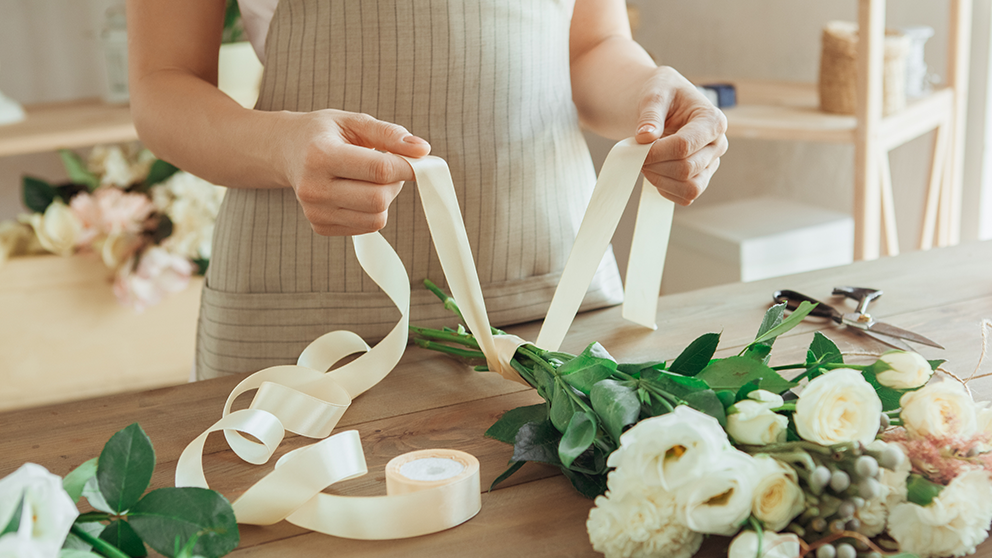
145;159;180;187
97;423;156;514
741;343;772;363
716;390;736;409
683;390;727;428
22;176;58;213
550;380;577;433
558;412;597;469
489;461;526;491
697;356;797;394
558;343;618;395
100;520;148;558
735;380;761;403
928;359;946;371
559;467;608;500
906;474;944;507
192;258;209;276
861;370;905;412
1;495;23;536
485;404;548;445
590;380;640;444
151;214;174;245
82;476;115;514
128;487;239;558
617;361;665;377
752;301;817;347
668;332;720;376
59;150;100;190
641;369;710;398
512;420;562;466
63;458;98;504
60;550;105;558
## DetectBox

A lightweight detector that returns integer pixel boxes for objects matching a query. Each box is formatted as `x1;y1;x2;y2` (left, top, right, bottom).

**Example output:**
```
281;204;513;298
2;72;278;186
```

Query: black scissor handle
832;286;883;315
773;290;843;322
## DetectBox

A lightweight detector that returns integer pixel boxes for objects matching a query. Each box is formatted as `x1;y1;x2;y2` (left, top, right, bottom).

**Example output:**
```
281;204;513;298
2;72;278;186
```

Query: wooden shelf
713;79;953;145
0;98;137;157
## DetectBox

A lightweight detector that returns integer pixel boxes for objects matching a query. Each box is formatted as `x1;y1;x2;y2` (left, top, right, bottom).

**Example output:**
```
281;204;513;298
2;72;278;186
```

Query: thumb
635;94;669;144
341;113;432;158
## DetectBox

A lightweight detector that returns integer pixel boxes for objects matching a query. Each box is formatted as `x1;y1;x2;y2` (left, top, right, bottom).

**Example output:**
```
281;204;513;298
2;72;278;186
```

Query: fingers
339;112;431;158
297;179;404;236
644;156;721;206
635;88;671;144
644;134;727;182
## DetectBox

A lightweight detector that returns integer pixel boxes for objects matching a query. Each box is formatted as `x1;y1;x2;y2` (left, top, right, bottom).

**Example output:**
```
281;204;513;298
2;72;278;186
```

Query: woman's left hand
634;67;728;206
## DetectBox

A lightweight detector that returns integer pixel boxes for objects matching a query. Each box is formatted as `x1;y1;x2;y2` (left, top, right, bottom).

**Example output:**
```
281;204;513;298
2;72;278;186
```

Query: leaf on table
511;420;562;466
590;379;640;444
97;423;156;514
63;458;98;504
100;520;148;558
22;176;58;213
697;356;797;394
128;487;239;558
558;412;598;469
489;460;527;491
485;404;548;445
668;332;720;376
617;361;666;377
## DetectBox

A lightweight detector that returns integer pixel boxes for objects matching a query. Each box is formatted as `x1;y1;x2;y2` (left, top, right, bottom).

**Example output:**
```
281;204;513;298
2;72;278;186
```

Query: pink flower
71;188;155;238
113;247;193;311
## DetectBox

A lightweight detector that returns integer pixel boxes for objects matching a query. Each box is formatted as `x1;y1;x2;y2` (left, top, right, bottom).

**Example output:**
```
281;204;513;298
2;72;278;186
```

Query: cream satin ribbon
175;137;672;540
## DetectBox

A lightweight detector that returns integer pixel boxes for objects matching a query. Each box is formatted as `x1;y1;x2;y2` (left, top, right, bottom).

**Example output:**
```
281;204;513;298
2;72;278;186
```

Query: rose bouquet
0;144;225;311
0;423;238;558
411;280;992;558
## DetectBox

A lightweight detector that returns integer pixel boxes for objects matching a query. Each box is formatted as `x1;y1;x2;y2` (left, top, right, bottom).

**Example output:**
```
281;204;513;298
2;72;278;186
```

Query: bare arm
126;0;430;235
569;0;728;205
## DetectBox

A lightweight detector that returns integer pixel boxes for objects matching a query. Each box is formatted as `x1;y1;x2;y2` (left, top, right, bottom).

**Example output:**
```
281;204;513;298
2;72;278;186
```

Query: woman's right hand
278;110;431;237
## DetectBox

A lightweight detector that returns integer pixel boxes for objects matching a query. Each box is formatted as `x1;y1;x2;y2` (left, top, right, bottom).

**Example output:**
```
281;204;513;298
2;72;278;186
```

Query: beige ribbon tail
622;179;675;330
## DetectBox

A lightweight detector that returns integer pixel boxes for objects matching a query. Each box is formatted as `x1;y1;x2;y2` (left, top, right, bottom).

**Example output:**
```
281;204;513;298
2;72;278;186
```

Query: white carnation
677;449;756;536
888;470;992;558
152;172;225;260
587;474;702;558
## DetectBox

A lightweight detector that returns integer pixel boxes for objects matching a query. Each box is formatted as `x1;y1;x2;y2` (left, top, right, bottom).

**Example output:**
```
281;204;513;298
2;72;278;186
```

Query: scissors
773;286;944;351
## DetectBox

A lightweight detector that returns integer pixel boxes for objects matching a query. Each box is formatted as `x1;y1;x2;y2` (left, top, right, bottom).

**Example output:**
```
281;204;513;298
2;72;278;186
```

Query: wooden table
3;241;992;556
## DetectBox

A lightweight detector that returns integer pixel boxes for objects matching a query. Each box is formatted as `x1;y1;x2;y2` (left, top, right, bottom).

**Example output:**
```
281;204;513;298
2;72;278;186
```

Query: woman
126;0;728;379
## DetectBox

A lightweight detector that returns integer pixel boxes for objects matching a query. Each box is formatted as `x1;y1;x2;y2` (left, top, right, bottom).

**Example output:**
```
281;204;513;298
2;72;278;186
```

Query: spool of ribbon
176;137;673;539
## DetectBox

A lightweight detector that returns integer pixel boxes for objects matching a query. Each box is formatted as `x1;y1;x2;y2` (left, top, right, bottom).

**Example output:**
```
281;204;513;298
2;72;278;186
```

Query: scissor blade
860;328;915;352
865;321;945;349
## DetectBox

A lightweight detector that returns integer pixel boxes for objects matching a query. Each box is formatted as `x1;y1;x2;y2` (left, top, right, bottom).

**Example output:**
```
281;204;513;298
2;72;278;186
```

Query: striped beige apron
196;0;624;379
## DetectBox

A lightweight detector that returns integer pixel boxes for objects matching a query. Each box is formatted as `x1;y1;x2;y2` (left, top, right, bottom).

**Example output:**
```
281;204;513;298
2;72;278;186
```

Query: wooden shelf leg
854;0;886;261
919;123;950;250
946;0;972;246
878;148;899;256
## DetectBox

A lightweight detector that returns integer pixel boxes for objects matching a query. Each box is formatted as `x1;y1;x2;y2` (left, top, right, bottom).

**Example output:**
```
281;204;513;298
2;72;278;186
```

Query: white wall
604;0;992;278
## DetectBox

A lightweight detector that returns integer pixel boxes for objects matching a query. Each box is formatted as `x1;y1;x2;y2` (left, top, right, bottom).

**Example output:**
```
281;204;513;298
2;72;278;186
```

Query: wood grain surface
2;240;991;557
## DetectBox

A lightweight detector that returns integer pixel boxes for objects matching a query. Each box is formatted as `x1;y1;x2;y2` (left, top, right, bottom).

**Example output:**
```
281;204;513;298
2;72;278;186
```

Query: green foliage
558;412;597;468
485;404;547;444
145;159;180;187
558;343;617;395
906;473;945;507
1;495;23;536
22;176;58;213
63;458;98;503
668;332;720;376
696;356;796;394
590;380;640;444
750;301;817;348
59;149;100;190
511;420;561;466
128;488;239;558
101;520;148;558
97;424;156;514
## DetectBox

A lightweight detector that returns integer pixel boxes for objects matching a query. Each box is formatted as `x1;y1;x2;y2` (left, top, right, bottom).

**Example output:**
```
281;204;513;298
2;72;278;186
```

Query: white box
660;197;854;294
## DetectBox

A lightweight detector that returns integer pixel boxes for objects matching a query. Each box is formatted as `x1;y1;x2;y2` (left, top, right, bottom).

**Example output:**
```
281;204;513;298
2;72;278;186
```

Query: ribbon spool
176;137;673;540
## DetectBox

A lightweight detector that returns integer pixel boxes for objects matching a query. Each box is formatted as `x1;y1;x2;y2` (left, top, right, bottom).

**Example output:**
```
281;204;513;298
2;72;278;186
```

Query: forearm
570;36;657;140
130;69;292;190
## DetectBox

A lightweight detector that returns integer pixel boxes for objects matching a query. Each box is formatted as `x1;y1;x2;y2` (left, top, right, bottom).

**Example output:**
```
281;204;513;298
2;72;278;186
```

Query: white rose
727;390;788;446
27;201;82;257
794;368;881;446
728;530;801;558
888;470;992;558
609;405;730;492
677;449;756;536
587;474;703;558
900;379;977;440
751;455;805;532
875;351;934;389
0;463;78;557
